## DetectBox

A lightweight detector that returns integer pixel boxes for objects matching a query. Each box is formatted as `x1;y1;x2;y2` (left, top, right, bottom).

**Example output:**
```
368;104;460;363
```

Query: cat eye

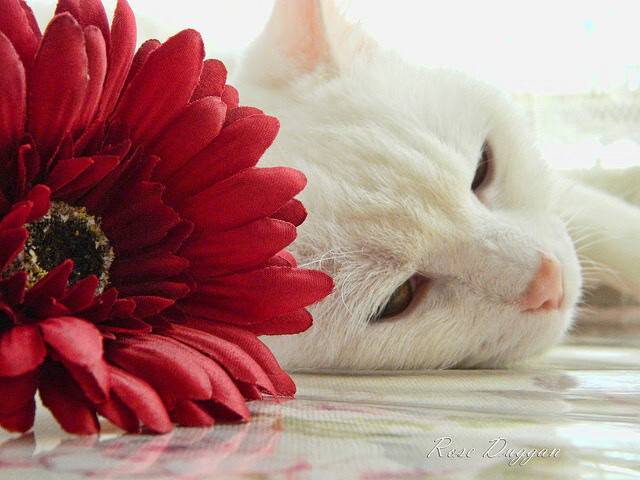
472;141;493;191
369;278;414;323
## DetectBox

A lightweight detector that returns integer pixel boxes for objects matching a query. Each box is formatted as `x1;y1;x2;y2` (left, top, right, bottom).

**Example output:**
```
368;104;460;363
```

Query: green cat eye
370;279;414;322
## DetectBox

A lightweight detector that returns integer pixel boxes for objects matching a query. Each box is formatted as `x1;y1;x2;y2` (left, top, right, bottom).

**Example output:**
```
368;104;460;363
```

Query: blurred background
29;0;640;171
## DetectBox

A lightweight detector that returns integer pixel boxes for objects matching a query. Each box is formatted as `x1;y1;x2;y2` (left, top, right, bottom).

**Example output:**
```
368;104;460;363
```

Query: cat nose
518;255;564;312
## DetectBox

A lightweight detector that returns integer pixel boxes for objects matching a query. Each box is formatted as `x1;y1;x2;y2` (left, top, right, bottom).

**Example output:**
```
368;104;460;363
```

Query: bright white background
29;0;640;169
30;0;640;93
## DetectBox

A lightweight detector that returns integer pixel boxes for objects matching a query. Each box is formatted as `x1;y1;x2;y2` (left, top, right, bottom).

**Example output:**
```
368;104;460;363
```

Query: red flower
0;0;333;434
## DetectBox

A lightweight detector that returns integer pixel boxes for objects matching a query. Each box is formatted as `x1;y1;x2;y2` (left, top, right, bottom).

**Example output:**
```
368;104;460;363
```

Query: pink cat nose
518;255;564;313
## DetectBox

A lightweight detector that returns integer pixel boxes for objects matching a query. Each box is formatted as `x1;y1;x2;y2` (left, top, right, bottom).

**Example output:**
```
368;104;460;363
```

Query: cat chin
261;307;574;372
456;307;576;369
263;277;580;372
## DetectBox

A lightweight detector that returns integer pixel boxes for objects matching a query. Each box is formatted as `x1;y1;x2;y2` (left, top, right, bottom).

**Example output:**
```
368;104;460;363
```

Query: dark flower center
4;202;114;292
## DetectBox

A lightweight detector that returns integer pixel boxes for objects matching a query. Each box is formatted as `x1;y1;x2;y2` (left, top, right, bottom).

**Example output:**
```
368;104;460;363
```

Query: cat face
235;0;582;370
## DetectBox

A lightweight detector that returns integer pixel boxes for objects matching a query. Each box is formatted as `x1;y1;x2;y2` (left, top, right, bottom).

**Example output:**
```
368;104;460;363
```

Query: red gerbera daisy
0;0;333;434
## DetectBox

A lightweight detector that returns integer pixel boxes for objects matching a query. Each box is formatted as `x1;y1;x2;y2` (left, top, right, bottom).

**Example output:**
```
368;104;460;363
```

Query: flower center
4;202;114;292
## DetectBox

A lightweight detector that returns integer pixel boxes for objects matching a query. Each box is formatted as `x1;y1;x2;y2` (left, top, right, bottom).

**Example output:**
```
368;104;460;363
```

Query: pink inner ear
241;0;378;84
269;0;332;72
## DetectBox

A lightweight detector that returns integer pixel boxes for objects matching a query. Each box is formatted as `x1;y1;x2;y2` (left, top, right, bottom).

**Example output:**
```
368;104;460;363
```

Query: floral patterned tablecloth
0;332;638;480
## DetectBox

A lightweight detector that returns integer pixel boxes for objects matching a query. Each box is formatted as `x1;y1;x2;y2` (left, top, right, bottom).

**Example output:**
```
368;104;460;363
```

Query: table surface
0;332;639;480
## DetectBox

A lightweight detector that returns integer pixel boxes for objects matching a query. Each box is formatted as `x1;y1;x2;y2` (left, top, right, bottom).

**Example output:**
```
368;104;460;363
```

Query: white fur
233;0;637;371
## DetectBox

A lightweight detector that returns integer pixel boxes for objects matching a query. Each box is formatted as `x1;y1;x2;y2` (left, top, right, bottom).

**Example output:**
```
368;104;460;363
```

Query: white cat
234;0;640;370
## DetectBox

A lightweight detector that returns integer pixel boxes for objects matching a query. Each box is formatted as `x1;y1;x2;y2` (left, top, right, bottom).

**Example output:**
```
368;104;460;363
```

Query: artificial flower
0;0;333;434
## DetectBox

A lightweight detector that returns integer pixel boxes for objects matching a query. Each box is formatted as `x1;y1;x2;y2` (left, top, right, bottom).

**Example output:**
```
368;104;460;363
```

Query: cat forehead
259;58;539;261
275;59;507;205
291;55;503;155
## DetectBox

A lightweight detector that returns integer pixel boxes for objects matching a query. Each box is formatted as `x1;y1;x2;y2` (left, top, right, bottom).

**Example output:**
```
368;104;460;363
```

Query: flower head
0;0;333;434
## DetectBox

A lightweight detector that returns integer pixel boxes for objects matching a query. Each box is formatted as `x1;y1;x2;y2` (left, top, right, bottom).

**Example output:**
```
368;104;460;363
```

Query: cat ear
239;0;376;85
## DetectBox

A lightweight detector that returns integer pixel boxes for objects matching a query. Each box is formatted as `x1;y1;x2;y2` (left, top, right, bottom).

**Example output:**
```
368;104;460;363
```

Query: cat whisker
579;257;623;286
575;236;620;253
336;268;366;321
297;250;359;269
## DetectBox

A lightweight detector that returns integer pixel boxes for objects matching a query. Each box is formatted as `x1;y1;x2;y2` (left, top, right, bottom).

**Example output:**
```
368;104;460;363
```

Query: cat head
235;0;582;370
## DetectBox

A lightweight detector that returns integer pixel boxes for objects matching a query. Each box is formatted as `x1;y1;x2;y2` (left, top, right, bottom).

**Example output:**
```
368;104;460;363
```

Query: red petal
40;316;104;368
176;167;306;232
198;400;248;423
55;0;110;46
25;184;50;222
46;157;94;192
130;296;174;318
60;275;99;312
110;252;189;283
109;365;172;433
79;153;154;215
99;181;164;231
74;287;117;324
49;132;74;164
41;315;110;404
0;202;30;230
19;1;41;39
182;218;296;278
18;140;40;185
115;281;190;301
185;319;296;396
180;267;334;324
27;296;70;319
170;399;215;427
221;85;239;109
0;0;40;69
139;220;193;256
157;336;250;421
0;190;10;214
39;362;100;435
274;250;297;267
96;393;139;433
154;304;185;324
149;96;227;181
108;204;180;255
223;106;263;127
52;155;119;200
0;371;37;416
110;298;136;317
0;273;27;306
73;25;108;136
3;141;27;200
112;29;205;145
162;324;276;396
247;308;313;335
24;259;73;303
65;359;110;404
27;13;88;159
0;325;45;376
271;199;307;226
162;115;280;205
0;302;16;327
190;58;227;101
0;227;27;271
105;335;213;400
0;31;26;159
96;0;136;120
0;398;35;433
123;38;160;87
99;316;152;335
